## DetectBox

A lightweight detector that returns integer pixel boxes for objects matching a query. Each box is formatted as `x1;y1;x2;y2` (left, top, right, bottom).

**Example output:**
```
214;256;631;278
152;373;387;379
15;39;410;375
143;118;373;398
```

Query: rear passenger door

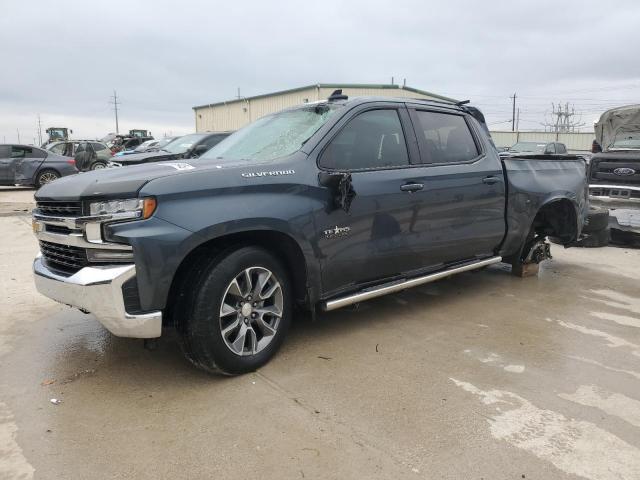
406;107;506;264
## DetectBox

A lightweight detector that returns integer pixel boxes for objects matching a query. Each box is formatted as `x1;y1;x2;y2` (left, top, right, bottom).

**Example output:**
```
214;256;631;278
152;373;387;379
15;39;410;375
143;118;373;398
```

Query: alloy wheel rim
219;267;283;356
39;172;58;184
92;163;105;170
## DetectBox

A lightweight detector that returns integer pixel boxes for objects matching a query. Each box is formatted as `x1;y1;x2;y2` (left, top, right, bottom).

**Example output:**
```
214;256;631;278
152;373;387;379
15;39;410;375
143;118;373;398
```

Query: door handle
482;176;502;185
400;183;424;192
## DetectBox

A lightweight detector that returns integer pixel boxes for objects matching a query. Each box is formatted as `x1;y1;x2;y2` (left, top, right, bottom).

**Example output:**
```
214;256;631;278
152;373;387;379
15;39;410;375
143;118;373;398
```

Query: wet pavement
1;186;639;479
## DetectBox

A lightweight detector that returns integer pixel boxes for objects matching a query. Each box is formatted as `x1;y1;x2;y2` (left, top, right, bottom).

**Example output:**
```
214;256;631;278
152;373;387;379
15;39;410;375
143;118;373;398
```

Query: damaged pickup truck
590;105;640;241
32;92;588;374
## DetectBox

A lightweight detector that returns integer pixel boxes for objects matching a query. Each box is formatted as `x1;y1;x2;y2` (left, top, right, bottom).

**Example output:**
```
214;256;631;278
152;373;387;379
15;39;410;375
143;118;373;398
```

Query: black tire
90;161;107;170
177;246;292;375
35;169;60;188
583;207;609;233
576;228;610;248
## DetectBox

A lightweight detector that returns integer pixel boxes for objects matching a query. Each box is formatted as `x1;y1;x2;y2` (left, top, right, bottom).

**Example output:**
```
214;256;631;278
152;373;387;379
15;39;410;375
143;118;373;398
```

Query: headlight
89;197;156;219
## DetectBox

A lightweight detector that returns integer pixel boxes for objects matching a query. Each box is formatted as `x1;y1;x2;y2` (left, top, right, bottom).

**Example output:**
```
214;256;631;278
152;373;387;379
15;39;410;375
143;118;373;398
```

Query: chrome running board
322;256;502;311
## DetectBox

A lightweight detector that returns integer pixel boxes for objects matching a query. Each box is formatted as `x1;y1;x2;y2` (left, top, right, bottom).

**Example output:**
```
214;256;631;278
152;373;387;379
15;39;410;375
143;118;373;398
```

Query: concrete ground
1;186;639;480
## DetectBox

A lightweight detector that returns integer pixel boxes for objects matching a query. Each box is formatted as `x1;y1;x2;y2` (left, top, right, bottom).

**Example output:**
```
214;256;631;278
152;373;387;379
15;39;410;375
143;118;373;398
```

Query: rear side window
319;109;409;170
92;142;106;151
49;143;66;155
10;146;44;158
556;143;567;154
413;111;479;163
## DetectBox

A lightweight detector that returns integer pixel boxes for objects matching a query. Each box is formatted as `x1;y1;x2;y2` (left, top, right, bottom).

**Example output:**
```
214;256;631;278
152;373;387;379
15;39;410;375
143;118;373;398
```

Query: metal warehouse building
193;83;455;132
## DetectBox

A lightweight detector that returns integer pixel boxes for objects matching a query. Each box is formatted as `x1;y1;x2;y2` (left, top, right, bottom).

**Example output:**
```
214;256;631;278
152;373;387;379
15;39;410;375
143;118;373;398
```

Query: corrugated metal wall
490;131;595;152
194;86;443;132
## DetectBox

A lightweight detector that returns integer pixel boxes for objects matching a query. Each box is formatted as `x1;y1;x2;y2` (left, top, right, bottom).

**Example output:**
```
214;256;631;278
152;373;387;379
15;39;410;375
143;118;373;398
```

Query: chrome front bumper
33;255;162;338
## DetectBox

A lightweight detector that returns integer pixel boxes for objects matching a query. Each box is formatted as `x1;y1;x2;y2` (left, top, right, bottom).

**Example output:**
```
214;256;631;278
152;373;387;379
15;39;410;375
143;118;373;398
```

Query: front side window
319;109;409;170
545;143;556;154
201;104;342;163
414;111;479;163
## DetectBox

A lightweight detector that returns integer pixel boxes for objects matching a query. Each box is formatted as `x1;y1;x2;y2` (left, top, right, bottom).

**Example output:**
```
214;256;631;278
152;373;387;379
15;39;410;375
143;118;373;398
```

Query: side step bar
322;256;502;311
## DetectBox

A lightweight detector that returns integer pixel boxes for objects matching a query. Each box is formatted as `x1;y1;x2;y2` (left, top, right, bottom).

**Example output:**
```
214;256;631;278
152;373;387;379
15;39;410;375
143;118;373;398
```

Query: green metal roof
192;83;457;110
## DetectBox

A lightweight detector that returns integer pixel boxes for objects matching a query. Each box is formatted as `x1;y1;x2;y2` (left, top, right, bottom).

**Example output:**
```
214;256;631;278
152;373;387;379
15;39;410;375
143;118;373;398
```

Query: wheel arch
532;196;580;244
165;228;317;327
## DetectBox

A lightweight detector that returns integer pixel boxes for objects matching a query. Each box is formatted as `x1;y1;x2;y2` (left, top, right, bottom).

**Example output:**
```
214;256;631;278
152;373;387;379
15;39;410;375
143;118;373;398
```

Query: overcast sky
2;0;640;144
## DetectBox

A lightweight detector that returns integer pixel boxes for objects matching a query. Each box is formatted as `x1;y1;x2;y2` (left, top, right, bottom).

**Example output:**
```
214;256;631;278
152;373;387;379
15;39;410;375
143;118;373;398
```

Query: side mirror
318;171;356;212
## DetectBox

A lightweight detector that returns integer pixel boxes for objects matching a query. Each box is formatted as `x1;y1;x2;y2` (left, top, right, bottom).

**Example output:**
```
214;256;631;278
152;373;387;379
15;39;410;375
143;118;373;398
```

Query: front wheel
178;246;292;375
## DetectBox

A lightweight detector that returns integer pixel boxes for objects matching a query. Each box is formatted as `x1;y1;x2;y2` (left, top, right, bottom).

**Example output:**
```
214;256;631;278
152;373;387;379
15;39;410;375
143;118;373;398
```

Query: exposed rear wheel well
532;199;578;244
166;231;309;327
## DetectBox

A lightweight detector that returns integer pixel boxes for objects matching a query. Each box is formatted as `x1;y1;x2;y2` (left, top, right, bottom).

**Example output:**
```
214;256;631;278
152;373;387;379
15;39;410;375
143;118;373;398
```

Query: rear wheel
36;169;60;188
90;161;107;170
178;246;292;375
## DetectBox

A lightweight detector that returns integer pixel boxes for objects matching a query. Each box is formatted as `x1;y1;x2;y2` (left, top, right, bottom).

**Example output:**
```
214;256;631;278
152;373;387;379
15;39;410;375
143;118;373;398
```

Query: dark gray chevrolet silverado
32;93;588;374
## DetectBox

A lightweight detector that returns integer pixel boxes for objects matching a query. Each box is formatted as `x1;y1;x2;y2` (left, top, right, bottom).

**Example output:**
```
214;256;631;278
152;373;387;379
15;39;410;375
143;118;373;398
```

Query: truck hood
35;160;202;201
595;104;640;151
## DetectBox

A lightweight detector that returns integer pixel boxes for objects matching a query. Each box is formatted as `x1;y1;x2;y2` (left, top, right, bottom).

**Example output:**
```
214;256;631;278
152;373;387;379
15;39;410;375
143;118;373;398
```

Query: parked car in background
32;94;589;374
114;137;179;157
499;141;567;157
108;132;229;167
109;135;154;154
589;104;640;242
0;144;77;187
74;141;113;171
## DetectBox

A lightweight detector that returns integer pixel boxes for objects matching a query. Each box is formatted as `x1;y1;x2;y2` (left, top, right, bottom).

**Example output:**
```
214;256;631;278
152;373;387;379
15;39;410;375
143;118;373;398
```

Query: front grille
590;160;640;186
39;240;88;274
45;224;75;235
36;201;83;217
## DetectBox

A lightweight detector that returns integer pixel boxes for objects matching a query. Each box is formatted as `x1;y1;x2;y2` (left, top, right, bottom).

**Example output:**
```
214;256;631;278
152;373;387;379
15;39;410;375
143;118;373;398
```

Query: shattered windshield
201;104;342;162
610;128;640;150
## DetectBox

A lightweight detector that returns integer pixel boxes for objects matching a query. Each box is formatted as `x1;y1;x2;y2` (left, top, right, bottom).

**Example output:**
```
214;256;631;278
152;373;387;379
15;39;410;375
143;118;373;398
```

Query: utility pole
109;90;120;134
237;87;241;99
17;128;20;143
37;114;43;145
510;93;517;132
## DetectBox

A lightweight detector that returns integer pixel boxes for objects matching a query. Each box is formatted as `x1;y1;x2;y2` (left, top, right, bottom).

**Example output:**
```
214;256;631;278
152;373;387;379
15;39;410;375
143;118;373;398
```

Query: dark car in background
108;132;230;167
0;144;77;187
499;141;567;157
114;136;179;156
73;141;113;171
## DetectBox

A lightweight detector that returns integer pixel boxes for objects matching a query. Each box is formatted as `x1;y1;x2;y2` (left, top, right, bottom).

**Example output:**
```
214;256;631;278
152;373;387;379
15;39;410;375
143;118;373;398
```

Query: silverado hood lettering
241;170;295;178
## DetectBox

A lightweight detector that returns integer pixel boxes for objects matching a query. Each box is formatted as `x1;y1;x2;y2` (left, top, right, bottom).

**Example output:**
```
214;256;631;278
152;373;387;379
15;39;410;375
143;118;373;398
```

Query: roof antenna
328;89;348;101
455;99;471;106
